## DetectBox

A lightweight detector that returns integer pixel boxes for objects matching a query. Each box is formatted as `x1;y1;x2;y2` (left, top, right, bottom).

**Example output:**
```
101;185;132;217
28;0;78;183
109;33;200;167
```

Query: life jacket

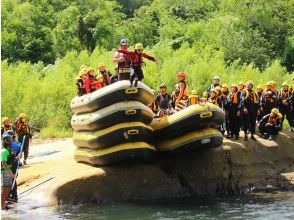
117;50;131;69
100;70;112;85
268;115;280;126
15;120;30;134
157;94;170;110
244;89;258;104
189;95;199;105
178;81;189;100
230;91;240;105
264;90;276;103
279;89;291;102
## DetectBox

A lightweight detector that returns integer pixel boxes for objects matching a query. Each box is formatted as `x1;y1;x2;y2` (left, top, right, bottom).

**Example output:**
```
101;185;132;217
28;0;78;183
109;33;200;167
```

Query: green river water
2;192;293;219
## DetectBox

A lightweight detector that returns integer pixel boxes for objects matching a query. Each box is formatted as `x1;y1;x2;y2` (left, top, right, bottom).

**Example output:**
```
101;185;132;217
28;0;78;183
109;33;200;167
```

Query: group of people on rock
1;113;32;209
150;75;294;141
76;39;159;96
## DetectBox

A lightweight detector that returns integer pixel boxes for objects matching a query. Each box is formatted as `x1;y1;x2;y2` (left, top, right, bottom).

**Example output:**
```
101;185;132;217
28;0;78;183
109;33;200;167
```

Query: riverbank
17;131;294;206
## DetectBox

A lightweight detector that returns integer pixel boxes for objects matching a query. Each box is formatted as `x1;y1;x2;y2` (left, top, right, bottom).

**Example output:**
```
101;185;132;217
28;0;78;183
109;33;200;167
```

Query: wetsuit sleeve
142;53;156;61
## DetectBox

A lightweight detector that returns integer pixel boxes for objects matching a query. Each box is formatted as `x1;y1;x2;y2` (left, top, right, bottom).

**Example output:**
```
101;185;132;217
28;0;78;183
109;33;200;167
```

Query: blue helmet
2;133;12;146
5;130;15;137
120;39;128;45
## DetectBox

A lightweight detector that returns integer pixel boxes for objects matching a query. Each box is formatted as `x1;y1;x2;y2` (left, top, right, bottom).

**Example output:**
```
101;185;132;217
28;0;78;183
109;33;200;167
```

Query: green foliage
1;0;294;137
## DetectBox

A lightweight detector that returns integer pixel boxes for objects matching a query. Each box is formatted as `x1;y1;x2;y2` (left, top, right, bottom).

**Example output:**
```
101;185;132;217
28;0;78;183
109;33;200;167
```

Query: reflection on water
2;192;294;220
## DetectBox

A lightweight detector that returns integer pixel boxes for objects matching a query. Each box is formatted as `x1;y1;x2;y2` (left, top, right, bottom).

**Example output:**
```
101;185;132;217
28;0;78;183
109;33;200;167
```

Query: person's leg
249;108;257;140
285;107;293;129
23;138;29;164
1;174;12;209
242;111;249;140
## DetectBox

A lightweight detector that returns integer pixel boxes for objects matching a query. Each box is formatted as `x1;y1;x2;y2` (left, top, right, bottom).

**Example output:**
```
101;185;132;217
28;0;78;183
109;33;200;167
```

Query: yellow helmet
79;68;87;77
256;85;263;90
246;80;253;85
2;117;9;124
211;89;218;94
19;113;27;118
87;67;95;74
282;81;288;87
269;80;276;85
271;108;279;115
277;113;282;119
238;81;244;85
222;84;229;89
80;64;87;70
191;90;197;95
266;81;273;86
215;86;222;91
98;63;105;69
231;84;238;88
135;43;144;50
202;91;208;97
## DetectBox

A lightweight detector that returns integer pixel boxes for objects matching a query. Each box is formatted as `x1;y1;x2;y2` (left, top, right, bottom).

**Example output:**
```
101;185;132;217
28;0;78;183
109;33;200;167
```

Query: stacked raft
150;103;225;154
70;81;156;166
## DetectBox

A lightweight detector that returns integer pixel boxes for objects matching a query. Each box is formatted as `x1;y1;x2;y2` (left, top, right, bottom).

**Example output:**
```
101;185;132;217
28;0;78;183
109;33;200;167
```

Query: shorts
1;173;13;187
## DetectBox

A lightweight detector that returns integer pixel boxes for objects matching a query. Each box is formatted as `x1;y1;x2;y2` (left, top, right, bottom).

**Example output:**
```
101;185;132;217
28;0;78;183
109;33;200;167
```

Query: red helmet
177;71;186;78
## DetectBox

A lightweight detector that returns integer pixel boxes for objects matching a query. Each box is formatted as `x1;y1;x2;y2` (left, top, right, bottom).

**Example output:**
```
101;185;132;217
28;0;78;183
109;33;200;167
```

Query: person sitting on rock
188;90;199;105
258;108;282;140
156;84;172;117
97;63;112;86
175;71;189;112
1;117;12;137
117;43;159;87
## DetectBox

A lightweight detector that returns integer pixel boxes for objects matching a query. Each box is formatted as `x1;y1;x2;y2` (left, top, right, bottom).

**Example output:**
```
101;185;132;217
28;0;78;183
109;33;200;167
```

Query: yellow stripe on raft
150;103;221;130
74;142;156;157
73;122;154;141
157;128;222;151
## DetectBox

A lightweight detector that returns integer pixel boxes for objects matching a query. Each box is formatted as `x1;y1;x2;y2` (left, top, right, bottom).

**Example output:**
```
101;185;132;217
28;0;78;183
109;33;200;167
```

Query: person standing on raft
117;43;159;87
113;39;131;81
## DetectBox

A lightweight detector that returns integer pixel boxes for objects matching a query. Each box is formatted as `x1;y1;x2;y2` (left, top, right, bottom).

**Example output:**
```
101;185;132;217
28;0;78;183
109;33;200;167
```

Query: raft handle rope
18;177;54;199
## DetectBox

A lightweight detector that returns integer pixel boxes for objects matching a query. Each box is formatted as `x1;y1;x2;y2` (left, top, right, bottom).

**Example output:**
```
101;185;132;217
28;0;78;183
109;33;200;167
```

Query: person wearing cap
1;117;12;136
118;43;159;87
84;67;96;94
188;90;199;105
278;82;293;131
1;134;15;210
156;84;172;117
14;113;32;165
261;81;278;115
238;81;245;92
219;84;230;136
207;76;221;95
258;108;282;140
113;39;131;81
4;130;20;202
97;63;112;86
227;84;242;139
175;71;189;112
76;67;87;96
240;81;259;141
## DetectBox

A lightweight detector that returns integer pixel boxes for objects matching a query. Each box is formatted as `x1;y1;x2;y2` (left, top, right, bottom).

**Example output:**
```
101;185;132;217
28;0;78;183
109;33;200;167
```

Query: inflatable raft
71;101;154;131
74;142;156;166
151;103;225;139
156;128;223;153
71;81;154;114
73;122;154;149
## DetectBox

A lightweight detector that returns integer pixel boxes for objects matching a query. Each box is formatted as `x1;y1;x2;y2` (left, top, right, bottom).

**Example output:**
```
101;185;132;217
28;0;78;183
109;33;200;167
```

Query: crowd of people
1;113;32;210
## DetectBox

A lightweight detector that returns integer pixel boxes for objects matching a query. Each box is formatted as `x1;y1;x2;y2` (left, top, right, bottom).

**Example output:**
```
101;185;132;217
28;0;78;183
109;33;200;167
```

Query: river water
2;192;293;219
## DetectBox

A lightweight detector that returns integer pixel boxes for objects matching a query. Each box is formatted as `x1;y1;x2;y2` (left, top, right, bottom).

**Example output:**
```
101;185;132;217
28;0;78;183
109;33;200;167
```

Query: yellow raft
74;142;156;166
151;103;225;139
71;101;154;132
73;122;154;149
71;81;154;114
156;128;223;153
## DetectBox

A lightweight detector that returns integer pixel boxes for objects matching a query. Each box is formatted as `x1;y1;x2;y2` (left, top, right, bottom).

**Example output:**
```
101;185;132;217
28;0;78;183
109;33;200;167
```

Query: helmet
222;84;229;89
231;84;238;88
120;39;128;45
271;108;279;115
282;81;288;86
266;81;272;86
2;133;11;144
2;117;9;124
87;67;95;74
256;85;263;90
246;80;253;85
269;80;276;85
211;89;218;94
202;91;208;97
98;63;105;69
19;113;27;118
215;86;222;91
80;64;87;70
177;71;186;78
213;76;220;80
191;90;197;95
135;43;144;50
5;130;15;137
159;83;166;89
79;68;88;77
238;81;244;85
